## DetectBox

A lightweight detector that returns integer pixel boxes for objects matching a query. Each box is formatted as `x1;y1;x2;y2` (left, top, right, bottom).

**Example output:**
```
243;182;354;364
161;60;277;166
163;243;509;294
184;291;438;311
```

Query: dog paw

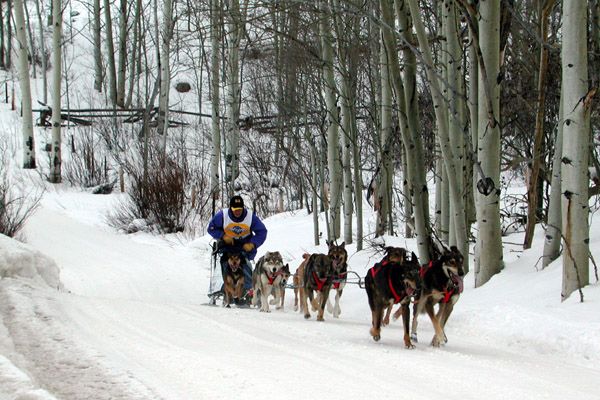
431;336;442;347
369;328;381;341
405;343;415;349
410;334;418;343
382;317;389;326
304;313;311;319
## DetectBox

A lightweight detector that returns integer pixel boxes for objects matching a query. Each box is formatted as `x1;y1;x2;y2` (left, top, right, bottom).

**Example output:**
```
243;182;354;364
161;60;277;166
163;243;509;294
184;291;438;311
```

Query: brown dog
381;246;408;325
365;251;420;348
293;254;310;312
411;246;464;347
296;253;334;321
223;253;245;307
325;241;348;318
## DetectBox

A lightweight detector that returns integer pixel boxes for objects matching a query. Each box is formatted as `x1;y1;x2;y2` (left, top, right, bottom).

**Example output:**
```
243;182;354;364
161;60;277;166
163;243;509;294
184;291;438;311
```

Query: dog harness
369;261;407;304
223;209;253;239
266;269;284;285
311;270;330;291
419;261;463;303
332;271;347;289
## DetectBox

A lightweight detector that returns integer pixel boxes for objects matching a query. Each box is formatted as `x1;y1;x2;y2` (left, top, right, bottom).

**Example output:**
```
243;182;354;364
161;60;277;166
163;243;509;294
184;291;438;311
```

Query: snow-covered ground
1;184;599;400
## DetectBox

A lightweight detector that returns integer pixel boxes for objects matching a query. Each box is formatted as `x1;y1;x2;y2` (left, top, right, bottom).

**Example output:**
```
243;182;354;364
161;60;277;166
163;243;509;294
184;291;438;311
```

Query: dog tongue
406;286;414;296
451;275;464;293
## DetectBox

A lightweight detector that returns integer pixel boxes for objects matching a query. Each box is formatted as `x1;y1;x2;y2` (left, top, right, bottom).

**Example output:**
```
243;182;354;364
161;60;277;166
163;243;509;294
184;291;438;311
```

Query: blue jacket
207;208;267;260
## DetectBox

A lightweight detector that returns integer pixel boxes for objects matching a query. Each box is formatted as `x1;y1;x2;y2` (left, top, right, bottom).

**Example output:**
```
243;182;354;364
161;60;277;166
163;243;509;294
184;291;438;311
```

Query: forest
0;0;597;300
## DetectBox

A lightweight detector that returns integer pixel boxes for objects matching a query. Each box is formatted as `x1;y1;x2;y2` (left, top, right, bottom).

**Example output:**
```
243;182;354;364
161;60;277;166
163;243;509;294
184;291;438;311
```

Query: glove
222;234;234;245
243;242;255;252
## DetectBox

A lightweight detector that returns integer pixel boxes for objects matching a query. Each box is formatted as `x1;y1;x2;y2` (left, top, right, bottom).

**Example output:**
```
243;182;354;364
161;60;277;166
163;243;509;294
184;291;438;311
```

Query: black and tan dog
269;263;291;310
223;253;245;308
296;253;334;321
411;245;464;347
365;248;420;348
251;251;285;312
325;241;348;318
380;246;409;326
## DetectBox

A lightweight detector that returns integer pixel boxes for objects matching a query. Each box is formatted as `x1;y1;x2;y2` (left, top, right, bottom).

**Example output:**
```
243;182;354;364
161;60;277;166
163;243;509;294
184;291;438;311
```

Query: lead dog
325;241;348;318
251;251;285;312
411;245;464;347
296;253;334;321
223;253;245;308
365;250;420;348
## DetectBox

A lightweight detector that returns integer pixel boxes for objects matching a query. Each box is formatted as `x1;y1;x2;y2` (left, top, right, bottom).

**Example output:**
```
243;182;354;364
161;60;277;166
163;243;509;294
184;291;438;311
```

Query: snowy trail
1;191;597;399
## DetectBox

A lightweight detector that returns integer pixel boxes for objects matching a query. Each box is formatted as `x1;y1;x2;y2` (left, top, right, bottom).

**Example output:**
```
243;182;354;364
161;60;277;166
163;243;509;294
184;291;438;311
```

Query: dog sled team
208;195;465;348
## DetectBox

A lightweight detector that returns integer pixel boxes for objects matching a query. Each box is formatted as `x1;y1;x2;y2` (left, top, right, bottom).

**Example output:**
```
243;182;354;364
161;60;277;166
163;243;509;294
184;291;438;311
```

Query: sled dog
325;241;348;318
223;252;245;308
411;246;464;347
365;249;420;348
251;251;285;312
297;253;334;321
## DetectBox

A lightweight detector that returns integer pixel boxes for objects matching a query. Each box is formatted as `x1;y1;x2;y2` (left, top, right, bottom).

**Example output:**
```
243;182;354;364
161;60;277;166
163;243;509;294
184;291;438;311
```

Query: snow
0;183;599;400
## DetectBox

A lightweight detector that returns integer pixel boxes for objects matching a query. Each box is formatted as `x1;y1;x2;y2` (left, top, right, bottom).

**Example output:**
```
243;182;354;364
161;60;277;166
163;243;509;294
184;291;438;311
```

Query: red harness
369;261;406;304
442;288;455;303
419;261;433;279
420;260;461;303
333;272;347;289
266;269;283;285
311;270;329;291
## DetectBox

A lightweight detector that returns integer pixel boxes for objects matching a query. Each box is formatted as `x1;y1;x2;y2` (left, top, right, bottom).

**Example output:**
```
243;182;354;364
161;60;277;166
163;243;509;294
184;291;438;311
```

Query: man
208;195;267;302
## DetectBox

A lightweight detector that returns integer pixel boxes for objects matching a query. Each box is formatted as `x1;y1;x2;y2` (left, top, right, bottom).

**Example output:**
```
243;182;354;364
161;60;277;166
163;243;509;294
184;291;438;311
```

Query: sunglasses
231;207;243;211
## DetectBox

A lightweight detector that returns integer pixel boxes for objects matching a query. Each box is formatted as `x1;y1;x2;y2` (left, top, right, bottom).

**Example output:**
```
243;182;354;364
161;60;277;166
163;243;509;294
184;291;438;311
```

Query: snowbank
0;234;62;290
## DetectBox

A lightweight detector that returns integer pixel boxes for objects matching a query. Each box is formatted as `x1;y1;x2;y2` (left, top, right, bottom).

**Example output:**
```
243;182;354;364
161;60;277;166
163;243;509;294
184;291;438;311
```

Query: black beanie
229;195;244;209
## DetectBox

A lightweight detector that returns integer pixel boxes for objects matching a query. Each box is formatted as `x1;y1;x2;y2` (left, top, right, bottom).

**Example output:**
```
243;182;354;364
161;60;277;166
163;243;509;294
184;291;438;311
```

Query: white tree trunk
396;0;431;261
158;0;173;147
474;0;503;287
34;0;47;103
116;0;127;107
126;0;141;108
320;0;342;240
14;0;35;169
224;0;243;196
467;0;478;242
561;0;590;301
92;0;102;92
377;21;392;237
443;0;466;247
543;89;563;269
103;0;117;105
210;0;221;206
407;0;468;261
48;0;62;183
